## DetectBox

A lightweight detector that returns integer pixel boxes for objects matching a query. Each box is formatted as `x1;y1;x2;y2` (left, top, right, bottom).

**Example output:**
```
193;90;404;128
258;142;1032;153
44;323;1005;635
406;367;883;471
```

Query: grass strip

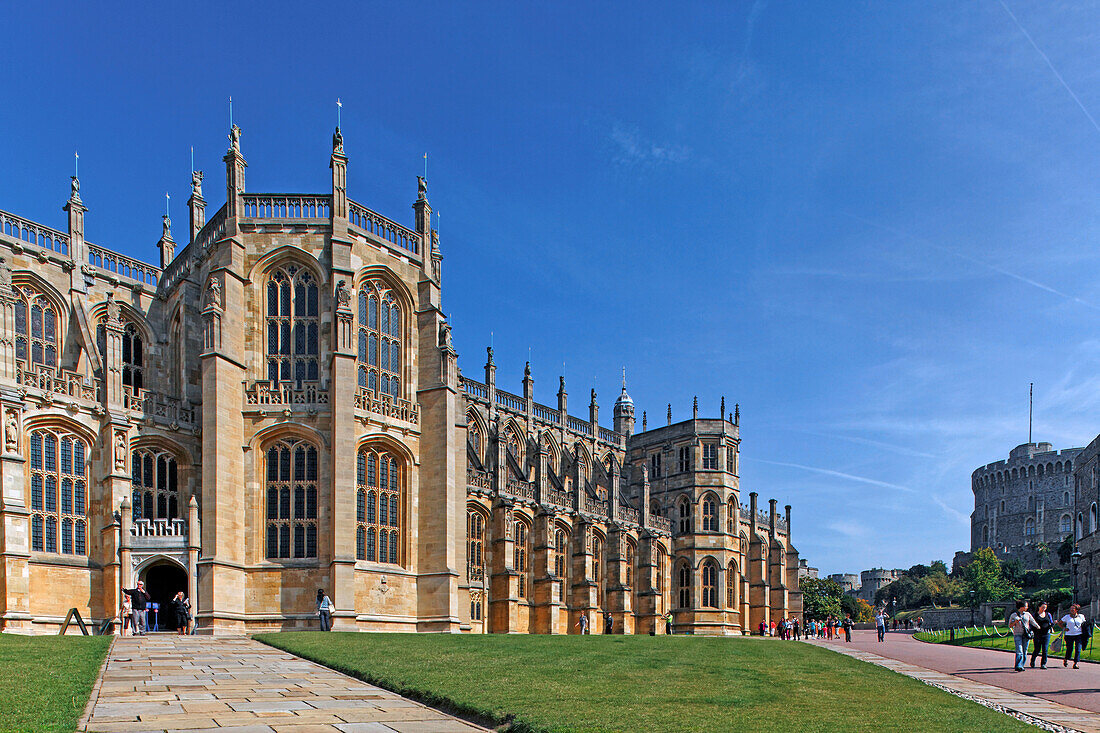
0;634;111;733
255;632;1035;733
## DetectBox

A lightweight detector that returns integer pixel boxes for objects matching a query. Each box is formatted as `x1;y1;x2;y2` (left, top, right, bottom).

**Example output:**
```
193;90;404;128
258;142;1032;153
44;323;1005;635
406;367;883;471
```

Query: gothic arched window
592;534;603;607
1061;514;1072;535
1024;518;1035;537
515;519;529;598
29;428;87;555
677;496;692;535
625;541;635;587
356;446;403;564
701;494;718;532
266;265;319;384
726;560;737;608
701;560;718;608
15;286;57;369
467;510;485;581
265;439;318;559
554;528;567;578
97;321;145;392
357;280;402;398
131;449;178;521
727;498;736;534
676;561;691;608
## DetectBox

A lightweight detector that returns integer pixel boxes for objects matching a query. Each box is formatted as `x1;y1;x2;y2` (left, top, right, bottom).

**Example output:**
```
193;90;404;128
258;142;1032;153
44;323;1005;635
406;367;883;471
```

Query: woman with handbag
1058;603;1087;669
1029;601;1054;668
1008;600;1039;672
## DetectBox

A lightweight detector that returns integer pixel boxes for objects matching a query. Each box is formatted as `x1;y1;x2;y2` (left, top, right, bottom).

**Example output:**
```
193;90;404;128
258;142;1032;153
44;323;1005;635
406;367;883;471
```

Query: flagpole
1029;383;1033;444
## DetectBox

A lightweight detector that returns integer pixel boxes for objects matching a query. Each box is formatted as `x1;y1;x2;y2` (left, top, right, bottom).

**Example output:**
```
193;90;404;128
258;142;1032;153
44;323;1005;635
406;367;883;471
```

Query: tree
906;563;931;580
854;598;875;622
957;547;1019;606
1058;534;1074;565
1002;558;1025;586
799;577;844;620
1036;542;1051;566
930;560;948;575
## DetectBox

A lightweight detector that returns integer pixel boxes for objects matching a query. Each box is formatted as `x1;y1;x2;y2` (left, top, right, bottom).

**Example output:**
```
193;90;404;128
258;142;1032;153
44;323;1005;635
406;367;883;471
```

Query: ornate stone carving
114;430;128;471
335;280;351;310
205;276;222;310
228;124;241;153
333;127;344;154
0;257;10;291
70;175;81;202
191;170;204;198
417;175;427;201
438;320;452;350
5;409;18;453
106;292;121;324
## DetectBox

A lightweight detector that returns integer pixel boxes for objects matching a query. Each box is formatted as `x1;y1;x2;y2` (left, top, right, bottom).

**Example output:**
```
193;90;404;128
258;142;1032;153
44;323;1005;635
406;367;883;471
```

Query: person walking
122;581;150;635
1030;601;1054;669
316;588;333;631
842;613;854;643
577;612;590;635
664;611;673;636
875;609;888;642
793;618;801;640
1058;603;1087;669
1008;600;1039;672
172;592;190;635
604;612;614;635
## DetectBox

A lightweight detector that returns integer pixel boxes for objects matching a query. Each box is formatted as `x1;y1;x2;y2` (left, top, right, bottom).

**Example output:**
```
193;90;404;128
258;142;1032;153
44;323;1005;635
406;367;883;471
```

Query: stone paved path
807;630;1100;733
82;635;489;733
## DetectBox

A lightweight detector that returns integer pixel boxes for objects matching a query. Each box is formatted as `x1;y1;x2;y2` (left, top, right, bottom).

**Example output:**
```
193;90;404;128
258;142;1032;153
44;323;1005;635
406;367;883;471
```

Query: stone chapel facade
0;125;801;635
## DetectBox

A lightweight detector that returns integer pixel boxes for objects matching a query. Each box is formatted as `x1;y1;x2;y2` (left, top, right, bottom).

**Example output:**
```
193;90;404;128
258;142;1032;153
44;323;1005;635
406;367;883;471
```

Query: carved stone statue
114;431;127;471
105;292;120;324
191;170;204;198
438;320;452;349
332;127;344;154
5;410;18;453
70;175;80;201
0;257;12;291
161;214;172;240
335;279;351;310
205;275;222;309
228;124;241;153
417;175;427;201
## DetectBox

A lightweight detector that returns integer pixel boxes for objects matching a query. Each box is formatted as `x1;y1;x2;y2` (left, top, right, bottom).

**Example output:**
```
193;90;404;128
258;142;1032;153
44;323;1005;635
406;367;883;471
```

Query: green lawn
916;628;1099;663
255;633;1035;733
0;634;111;733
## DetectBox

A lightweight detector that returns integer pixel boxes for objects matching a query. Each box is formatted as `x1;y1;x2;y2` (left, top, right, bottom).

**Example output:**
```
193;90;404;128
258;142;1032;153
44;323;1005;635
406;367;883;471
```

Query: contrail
845;213;1100;311
786;427;938;459
997;0;1100;136
746;457;917;494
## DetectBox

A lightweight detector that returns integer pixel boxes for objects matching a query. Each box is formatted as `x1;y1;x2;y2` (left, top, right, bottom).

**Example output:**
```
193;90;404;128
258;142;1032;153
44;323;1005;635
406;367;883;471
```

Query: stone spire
613;370;634;437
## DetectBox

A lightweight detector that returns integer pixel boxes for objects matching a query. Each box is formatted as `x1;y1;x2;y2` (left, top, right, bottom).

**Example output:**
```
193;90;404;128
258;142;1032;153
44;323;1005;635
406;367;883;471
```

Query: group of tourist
121;582;192;635
805;615;856;642
1008;600;1092;672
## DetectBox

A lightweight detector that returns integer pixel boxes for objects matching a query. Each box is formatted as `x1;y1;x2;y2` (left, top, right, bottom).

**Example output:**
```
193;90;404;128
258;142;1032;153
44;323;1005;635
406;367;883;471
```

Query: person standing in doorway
1008;600;1038;672
1030;601;1054;668
1058;603;1087;669
316;588;333;631
122;581;150;635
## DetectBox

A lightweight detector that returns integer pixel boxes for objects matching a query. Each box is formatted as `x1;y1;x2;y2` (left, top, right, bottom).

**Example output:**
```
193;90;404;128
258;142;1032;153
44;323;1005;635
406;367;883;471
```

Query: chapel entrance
142;561;187;631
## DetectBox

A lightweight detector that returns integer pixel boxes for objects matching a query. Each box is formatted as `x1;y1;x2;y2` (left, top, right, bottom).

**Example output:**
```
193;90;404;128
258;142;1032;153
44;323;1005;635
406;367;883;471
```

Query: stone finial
721;396;726;420
333;126;344;154
693;396;698;419
524;360;531;378
228;123;241;153
667;404;672;425
558;376;566;394
590;387;597;404
734;403;740;425
191;170;204;198
486;345;494;366
70;175;81;203
162;214;173;240
417;175;427;201
642;410;647;431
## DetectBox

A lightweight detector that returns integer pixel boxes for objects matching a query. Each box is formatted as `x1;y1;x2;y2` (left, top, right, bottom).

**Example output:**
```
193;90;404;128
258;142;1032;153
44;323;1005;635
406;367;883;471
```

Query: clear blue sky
4;2;1100;577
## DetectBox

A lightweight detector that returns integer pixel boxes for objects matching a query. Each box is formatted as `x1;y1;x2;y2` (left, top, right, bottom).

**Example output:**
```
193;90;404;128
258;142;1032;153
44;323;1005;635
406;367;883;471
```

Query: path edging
76;634;114;733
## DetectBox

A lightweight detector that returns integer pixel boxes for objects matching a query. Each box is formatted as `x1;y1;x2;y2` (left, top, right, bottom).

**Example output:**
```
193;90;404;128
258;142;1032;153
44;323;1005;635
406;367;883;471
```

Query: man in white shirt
874;611;888;642
1008;600;1039;672
1058;603;1087;669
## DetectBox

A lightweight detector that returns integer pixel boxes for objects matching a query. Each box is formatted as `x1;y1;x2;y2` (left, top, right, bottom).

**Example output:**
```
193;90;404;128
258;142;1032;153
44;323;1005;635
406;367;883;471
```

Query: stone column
635;532;660;634
606;528;630;633
531;511;559;633
64;184;87;294
0;396;28;631
187;495;199;619
488;502;518;632
188;172;206;246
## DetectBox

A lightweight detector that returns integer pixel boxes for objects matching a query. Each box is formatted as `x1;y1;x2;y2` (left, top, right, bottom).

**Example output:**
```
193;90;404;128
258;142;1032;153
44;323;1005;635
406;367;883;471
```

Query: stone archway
141;560;187;631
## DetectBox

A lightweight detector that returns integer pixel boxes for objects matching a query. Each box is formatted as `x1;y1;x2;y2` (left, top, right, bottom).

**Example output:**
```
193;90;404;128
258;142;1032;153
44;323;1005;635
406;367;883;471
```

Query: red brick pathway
808;629;1100;714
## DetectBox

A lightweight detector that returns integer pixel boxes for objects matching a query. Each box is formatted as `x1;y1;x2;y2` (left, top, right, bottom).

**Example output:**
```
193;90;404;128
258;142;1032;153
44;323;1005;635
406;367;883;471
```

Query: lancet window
727;561;737;608
701;494;718;532
29;428;87;555
467;510;485;581
357;281;401;398
265;439;318;559
554;528;568;578
515;519;529;598
356;446;402;564
15;286;58;369
266;265;319;384
701;560;718;608
676;561;691;608
131;449;179;521
97;321;146;391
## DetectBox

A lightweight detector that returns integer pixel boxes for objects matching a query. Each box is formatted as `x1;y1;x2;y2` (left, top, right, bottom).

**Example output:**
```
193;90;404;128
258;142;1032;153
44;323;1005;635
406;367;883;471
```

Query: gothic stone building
0;125;801;635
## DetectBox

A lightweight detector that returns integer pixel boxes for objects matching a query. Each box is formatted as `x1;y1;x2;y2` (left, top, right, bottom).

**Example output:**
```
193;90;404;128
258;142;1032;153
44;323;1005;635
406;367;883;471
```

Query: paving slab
808;631;1100;732
82;635;490;733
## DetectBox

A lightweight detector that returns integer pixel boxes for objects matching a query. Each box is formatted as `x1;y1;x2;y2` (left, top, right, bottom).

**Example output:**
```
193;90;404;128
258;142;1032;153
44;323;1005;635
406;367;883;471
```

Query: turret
613;372;634;437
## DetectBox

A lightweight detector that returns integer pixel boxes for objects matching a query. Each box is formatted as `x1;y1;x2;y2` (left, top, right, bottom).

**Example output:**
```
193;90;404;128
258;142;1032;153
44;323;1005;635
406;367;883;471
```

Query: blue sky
4;1;1100;577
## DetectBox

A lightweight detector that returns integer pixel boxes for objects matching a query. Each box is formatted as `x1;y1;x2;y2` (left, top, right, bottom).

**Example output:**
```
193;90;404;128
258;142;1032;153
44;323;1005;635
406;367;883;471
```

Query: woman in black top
172;592;191;635
1030;601;1054;668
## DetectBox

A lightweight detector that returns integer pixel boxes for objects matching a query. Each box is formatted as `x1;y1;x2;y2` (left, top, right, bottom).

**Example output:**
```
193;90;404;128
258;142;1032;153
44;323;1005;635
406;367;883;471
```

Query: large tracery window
96;321;145;391
265;439;318;559
467;511;485;580
356;446;402;564
726;560;737;608
701;494;719;532
266;265;319;384
357;281;402;398
554;528;567;578
131;449;179;521
29;428;87;555
15;286;58;369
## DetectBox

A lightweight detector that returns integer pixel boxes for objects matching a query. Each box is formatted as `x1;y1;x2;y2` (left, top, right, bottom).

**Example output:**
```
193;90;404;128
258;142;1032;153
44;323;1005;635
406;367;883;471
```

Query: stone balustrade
494;389;525;411
504;478;536;500
584;496;608;515
245;380;330;407
354;389;419;424
649;514;673;533
124;387;196;427
242;194;331;220
17;363;97;402
88;243;161;287
0;209;70;254
466;468;491;491
617;504;640;524
131;518;187;537
347;199;420;256
546;488;573;509
461;378;488;400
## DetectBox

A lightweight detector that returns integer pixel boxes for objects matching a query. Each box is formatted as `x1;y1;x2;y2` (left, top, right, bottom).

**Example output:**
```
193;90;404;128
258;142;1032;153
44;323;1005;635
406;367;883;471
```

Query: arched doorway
141;560;187;631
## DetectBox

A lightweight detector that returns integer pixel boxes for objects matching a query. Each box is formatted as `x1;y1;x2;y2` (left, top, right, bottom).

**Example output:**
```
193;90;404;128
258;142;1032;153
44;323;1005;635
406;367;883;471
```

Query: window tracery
356;446;403;564
701;560;718;608
265;439;318;559
357;280;401;398
515;519;529;598
131;449;178;521
266;265;319;384
29;428;87;555
15;285;58;369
